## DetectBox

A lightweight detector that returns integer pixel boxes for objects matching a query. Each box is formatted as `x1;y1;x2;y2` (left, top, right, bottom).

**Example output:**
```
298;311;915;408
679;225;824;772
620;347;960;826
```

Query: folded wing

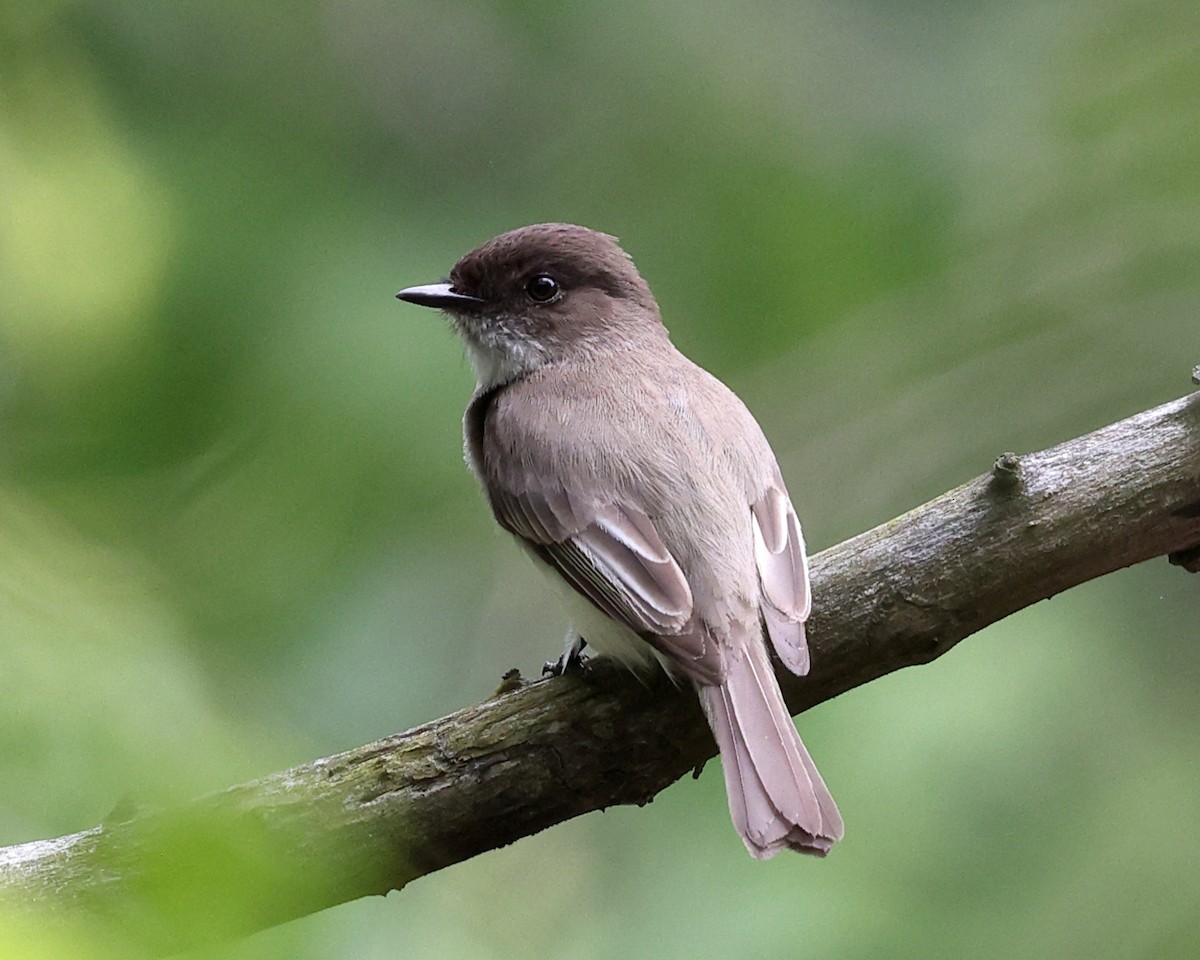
489;487;723;684
751;483;812;676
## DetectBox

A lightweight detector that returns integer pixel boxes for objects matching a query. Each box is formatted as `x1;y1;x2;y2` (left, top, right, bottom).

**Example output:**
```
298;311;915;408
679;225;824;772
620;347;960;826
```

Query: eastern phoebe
396;223;843;858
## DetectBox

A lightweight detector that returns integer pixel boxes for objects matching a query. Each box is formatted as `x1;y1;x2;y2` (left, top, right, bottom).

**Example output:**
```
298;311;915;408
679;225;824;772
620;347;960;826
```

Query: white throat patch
459;322;548;389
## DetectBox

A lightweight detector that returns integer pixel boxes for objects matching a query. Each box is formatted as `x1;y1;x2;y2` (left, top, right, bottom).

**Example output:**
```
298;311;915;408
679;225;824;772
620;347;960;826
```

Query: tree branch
3;390;1199;953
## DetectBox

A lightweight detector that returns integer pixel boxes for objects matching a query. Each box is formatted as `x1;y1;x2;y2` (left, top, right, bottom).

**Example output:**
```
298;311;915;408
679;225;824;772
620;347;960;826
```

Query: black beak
395;283;486;309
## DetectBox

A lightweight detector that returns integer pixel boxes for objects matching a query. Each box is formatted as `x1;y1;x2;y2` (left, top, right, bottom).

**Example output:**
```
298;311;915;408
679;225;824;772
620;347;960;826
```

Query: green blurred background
2;0;1198;957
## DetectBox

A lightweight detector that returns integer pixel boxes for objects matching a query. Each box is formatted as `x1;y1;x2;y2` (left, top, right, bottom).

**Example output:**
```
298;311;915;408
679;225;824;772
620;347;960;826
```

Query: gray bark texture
2;389;1199;954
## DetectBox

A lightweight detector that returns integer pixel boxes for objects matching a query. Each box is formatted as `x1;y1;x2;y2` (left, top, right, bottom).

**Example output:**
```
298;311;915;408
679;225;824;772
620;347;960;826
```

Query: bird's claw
542;646;591;678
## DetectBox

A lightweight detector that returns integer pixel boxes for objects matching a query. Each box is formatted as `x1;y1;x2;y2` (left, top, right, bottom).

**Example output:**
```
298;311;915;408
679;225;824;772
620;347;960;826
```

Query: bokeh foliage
1;0;1197;957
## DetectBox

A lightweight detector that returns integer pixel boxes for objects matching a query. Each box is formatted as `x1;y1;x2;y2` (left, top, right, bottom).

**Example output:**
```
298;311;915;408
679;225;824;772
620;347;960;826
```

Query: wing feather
490;483;722;682
492;488;690;631
752;485;812;676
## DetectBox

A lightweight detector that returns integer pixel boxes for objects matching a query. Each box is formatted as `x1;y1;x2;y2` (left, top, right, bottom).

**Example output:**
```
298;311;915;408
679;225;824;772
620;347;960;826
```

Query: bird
396;223;843;858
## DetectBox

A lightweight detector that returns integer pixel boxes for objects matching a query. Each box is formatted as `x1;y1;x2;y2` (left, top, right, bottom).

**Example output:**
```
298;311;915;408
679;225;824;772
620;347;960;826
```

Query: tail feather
699;640;843;859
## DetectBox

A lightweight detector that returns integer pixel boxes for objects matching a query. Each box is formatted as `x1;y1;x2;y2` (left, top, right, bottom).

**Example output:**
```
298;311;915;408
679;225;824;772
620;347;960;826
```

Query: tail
698;640;843;859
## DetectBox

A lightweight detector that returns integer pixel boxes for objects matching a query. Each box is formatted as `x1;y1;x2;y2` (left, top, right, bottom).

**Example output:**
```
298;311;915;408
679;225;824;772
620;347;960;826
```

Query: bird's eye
524;273;561;303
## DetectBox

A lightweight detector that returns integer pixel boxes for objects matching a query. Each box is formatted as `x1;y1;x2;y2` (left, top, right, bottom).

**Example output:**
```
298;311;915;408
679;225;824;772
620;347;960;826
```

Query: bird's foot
543;638;591;678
